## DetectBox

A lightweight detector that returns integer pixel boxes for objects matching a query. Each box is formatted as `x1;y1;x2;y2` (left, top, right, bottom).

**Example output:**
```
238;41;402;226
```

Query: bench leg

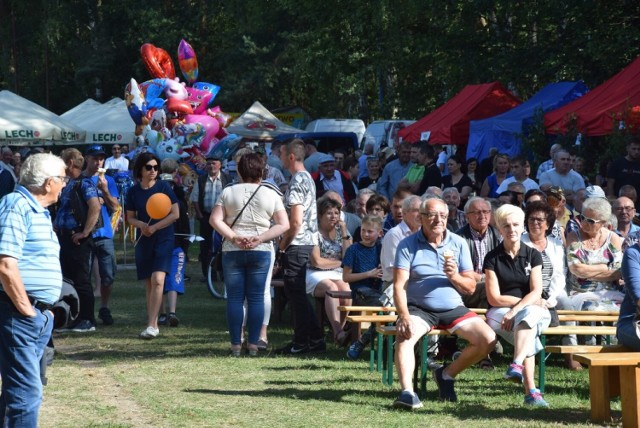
369;331;375;372
377;330;383;373
384;334;394;386
420;336;428;397
619;366;640;428
538;335;546;393
588;366;613;423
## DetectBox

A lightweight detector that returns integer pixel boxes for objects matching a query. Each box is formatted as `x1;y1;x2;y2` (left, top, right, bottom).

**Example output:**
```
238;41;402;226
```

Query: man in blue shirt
83;145;121;326
392;197;496;409
377;142;413;201
0;153;67;426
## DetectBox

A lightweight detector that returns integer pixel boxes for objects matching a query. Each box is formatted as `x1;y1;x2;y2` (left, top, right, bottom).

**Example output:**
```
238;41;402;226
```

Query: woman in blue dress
126;152;179;339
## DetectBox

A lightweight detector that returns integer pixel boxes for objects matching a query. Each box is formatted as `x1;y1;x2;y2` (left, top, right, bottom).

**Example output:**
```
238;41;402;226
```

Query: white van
364;120;415;153
305;119;366;144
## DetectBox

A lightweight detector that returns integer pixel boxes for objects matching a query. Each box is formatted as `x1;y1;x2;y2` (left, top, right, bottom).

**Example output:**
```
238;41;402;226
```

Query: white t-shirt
104;156;129;172
217;183;285;252
495;177;540;194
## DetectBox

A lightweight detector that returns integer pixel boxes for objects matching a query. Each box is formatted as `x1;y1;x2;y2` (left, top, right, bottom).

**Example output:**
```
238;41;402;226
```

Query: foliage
1;0;640;127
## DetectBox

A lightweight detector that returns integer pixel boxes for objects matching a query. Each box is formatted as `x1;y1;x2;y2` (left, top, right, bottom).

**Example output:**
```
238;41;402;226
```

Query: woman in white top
211;153;289;356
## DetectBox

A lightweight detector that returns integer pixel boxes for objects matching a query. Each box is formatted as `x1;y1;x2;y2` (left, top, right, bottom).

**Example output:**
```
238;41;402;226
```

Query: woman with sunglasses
564;198;624;354
522;201;575;368
126;152;180;339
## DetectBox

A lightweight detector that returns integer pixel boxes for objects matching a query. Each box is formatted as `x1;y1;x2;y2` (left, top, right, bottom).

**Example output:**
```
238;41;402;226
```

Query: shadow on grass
185;386;601;424
185;386;393;402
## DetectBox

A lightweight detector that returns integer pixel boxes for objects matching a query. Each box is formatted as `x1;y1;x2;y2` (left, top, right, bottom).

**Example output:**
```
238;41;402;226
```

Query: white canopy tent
63;100;136;146
226;101;304;139
0;91;86;145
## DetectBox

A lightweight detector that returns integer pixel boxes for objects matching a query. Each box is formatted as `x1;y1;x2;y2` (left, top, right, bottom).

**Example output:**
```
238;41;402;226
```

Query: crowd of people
2;135;640;424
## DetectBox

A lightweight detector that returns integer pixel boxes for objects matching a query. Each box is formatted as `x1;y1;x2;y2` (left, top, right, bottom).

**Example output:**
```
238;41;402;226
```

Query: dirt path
40;344;160;427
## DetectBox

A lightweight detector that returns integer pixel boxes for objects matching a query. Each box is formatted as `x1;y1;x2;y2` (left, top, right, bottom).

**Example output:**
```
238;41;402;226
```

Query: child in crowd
342;215;384;359
353;194;389;242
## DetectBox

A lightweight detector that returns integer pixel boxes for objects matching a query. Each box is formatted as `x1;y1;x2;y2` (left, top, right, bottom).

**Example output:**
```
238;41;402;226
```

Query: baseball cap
318;154;336;164
85;144;106;157
585;185;606;199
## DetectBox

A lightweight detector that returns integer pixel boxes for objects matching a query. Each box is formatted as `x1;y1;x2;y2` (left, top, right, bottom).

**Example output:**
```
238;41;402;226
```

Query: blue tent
467;81;588;161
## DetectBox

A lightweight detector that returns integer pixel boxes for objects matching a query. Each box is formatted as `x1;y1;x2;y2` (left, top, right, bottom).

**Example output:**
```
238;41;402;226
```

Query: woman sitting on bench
306;197;353;345
484;204;551;408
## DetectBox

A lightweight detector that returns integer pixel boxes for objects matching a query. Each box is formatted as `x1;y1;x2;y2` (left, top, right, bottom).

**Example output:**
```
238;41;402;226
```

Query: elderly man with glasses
0;153;67;426
392;197;496;409
104;144;129;172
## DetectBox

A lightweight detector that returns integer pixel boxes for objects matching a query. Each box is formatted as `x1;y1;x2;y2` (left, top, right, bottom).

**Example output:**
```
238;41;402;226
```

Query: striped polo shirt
0;185;62;305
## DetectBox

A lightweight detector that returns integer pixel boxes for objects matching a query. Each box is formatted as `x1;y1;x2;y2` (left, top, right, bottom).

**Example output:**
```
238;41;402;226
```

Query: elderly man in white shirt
380;195;422;288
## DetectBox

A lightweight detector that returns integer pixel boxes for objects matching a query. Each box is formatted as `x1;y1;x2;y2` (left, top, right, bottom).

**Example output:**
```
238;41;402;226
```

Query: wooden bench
573;352;640;426
316;290;353;340
372;321;617;395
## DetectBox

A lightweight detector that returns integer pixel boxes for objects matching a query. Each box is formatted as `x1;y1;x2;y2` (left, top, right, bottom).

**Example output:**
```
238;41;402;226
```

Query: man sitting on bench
619;241;640;350
392;197;496;409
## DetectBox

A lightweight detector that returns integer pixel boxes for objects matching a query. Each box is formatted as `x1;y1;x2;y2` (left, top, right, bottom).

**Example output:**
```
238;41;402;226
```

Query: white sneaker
139;326;159;339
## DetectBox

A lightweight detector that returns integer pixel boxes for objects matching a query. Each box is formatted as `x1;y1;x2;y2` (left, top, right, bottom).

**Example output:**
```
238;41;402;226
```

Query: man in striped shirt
0;153;67;427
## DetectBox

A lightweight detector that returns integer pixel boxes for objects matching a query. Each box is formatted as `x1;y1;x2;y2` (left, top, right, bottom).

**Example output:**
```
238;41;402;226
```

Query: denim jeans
223;250;271;345
91;237;117;287
0;301;53;427
617;319;640;351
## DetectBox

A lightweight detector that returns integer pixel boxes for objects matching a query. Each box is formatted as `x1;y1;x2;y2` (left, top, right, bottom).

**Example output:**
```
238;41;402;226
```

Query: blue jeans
223;250;271;345
0;301;53;427
617;319;640;351
92;237;117;287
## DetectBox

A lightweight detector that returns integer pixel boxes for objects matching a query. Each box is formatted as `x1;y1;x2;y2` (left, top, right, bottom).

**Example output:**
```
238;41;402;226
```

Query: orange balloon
146;193;171;220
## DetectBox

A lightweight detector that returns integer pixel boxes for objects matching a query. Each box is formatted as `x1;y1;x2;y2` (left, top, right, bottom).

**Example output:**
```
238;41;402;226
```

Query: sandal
478;358;495;370
335;330;350;347
257;337;268;351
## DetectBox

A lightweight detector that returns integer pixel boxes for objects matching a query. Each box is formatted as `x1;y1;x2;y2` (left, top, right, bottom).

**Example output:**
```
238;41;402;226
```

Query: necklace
582;229;602;251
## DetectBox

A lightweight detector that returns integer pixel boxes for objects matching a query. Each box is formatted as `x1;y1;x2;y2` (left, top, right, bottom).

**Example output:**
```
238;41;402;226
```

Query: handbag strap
224;184;262;241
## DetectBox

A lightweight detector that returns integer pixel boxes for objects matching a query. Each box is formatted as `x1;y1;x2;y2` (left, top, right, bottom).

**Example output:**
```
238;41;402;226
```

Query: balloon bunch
124;39;234;172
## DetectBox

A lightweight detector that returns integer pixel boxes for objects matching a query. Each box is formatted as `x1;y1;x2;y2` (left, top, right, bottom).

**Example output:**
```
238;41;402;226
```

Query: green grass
39;258;616;427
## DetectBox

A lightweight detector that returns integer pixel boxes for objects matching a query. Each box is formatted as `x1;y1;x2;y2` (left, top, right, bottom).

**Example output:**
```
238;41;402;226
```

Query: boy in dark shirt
342;215;384;359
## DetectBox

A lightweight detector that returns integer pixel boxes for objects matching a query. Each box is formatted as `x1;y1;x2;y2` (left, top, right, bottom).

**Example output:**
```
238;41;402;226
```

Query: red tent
399;82;521;144
545;57;640;136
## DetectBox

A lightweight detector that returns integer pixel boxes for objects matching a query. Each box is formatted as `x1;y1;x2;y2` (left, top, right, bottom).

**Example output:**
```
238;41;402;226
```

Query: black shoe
433;366;457;402
98;307;113;326
273;342;310;355
158;313;168;326
183;275;191;282
309;339;327;353
168;312;179;327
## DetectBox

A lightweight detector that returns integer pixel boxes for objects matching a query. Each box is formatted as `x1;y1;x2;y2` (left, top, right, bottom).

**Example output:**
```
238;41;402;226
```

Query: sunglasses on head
144;164;159;171
577;214;602;225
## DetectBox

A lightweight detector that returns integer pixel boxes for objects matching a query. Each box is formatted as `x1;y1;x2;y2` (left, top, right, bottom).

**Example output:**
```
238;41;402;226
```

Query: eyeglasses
468;210;491;216
144;164;159;171
615;206;635;212
51;176;70;184
420;212;448;220
528;216;547;223
577;214;602;225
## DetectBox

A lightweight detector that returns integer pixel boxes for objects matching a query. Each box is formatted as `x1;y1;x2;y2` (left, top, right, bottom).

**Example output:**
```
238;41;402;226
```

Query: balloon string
133;219;152;247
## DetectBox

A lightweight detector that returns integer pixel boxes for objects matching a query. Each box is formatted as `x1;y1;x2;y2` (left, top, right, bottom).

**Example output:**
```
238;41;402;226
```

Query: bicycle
206;253;226;299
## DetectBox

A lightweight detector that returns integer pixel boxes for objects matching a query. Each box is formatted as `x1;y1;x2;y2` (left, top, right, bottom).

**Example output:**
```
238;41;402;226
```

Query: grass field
37;257;618;427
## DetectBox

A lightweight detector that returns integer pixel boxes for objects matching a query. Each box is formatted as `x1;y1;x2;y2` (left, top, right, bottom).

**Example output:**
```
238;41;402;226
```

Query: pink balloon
184;114;219;153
